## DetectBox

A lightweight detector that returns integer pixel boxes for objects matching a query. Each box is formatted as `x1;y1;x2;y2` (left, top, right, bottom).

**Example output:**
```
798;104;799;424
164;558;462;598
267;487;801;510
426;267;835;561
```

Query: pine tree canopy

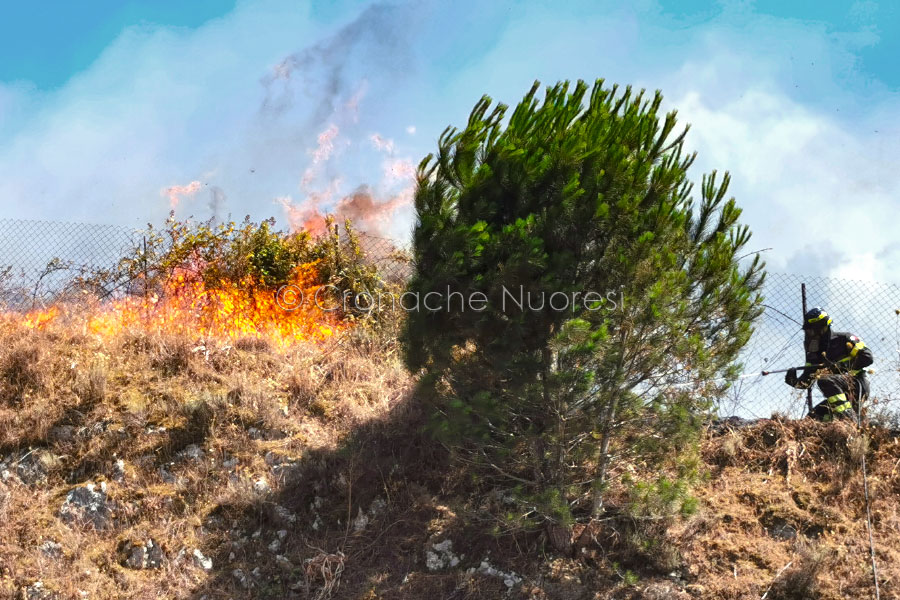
402;79;765;520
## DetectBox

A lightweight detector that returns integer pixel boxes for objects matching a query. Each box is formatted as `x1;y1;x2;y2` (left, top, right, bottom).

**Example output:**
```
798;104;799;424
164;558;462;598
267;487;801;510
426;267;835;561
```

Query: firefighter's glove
784;369;799;387
819;354;841;374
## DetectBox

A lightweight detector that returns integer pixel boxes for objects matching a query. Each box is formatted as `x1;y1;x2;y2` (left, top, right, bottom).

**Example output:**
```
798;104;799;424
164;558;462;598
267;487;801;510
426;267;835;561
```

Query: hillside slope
0;314;898;600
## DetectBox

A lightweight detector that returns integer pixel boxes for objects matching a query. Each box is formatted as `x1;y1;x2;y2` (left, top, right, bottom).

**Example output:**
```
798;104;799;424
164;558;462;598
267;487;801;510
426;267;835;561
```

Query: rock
426;539;460;571
22;581;59;599
59;483;113;530
685;584;706;597
273;505;297;525
233;568;252;588
369;498;387;517
38;540;63;559
710;416;761;435
352;507;369;532
253;478;270;493
177;444;204;462
77;420;111;441
124;545;145;569
768;518;798;541
1;449;61;486
769;523;797;540
467;559;522;589
275;555;292;569
111;459;126;482
277;529;288;540
121;539;164;569
50;426;75;442
192;549;213;571
158;467;177;485
641;583;691;599
268;539;281;553
146;540;165;569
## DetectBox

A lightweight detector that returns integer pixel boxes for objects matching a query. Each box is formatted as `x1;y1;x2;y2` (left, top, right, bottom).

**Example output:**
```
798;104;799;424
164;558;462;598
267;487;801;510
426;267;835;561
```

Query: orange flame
18;262;344;348
163;181;202;211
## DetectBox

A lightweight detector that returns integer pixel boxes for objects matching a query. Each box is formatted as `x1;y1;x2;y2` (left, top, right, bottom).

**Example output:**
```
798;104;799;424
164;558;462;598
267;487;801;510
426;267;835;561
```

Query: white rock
369;497;387;516
192;549;213;571
352;507;369;532
112;460;126;481
275;554;292;568
472;558;522;589
426;539;460;571
232;569;250;588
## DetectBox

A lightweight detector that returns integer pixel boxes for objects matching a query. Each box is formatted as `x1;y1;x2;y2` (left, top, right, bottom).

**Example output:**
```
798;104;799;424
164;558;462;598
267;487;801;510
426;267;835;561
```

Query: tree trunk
591;392;619;516
546;522;573;556
592;330;629;517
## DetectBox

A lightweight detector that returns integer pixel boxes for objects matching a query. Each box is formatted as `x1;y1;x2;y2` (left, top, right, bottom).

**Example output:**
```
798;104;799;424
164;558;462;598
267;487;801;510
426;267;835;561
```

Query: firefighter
783;307;873;422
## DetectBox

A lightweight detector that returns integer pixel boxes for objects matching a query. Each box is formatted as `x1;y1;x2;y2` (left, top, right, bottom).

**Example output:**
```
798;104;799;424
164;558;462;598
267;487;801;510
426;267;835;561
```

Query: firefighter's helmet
803;307;832;334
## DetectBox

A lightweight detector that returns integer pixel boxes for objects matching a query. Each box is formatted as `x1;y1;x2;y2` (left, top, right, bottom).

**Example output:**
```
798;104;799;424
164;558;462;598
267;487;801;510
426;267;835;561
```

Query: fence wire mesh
723;273;900;421
0;218;140;309
1;219;898;421
0;218;411;310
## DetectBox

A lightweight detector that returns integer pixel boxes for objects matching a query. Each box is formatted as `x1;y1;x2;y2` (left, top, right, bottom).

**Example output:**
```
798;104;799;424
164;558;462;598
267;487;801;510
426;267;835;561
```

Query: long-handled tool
761;364;874;377
761;365;822;376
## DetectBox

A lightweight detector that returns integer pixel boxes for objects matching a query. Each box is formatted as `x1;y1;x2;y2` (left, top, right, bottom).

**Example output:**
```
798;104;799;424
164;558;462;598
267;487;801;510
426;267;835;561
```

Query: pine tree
403;80;764;536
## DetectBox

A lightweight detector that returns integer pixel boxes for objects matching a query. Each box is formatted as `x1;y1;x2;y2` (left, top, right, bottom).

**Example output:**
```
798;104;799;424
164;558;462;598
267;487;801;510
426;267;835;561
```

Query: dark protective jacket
795;330;873;387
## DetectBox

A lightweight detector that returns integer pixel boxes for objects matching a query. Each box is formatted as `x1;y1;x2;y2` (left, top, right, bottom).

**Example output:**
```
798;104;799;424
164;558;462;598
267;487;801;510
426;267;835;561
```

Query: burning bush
14;215;395;348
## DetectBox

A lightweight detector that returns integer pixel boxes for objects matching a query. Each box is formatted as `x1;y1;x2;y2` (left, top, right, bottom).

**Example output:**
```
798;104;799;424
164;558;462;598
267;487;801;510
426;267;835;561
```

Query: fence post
801;283;813;414
142;236;149;300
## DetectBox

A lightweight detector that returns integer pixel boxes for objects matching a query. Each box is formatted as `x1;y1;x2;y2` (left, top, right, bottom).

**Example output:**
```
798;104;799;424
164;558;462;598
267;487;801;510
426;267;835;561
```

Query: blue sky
0;0;898;282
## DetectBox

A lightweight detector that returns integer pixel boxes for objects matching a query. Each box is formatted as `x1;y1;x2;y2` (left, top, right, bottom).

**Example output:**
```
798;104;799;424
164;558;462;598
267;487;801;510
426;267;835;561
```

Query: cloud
0;0;421;230
1;0;898;286
665;66;900;284
435;1;900;282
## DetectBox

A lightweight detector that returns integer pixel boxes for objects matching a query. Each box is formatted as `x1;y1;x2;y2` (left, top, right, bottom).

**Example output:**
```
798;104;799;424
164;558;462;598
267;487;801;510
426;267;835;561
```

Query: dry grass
767;542;833;600
1;308;899;600
0;312;412;600
1;342;45;402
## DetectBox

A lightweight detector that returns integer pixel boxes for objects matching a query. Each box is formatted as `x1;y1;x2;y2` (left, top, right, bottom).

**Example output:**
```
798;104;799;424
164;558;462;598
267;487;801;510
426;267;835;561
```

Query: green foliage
128;216;315;292
403;79;765;524
83;215;386;317
625;475;698;519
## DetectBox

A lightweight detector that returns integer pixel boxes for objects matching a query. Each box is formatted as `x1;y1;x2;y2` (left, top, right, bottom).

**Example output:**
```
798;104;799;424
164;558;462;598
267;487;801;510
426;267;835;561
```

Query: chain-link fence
0;218;411;310
723;273;900;420
0;218;140;310
2;218;898;420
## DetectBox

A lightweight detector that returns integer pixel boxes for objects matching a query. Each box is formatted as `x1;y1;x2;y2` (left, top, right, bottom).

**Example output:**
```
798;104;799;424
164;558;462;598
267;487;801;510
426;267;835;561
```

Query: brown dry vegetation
0;312;898;600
